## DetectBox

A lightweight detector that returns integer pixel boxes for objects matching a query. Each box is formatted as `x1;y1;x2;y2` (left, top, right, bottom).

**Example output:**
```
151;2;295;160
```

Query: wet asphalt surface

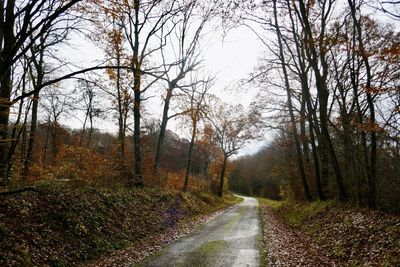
137;196;260;267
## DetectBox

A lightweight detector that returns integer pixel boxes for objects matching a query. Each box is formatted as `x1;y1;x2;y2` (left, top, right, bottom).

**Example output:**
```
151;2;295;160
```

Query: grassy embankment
259;198;400;266
0;182;241;266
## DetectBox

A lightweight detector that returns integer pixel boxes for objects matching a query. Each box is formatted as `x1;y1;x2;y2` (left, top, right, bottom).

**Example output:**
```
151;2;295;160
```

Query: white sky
187;25;269;156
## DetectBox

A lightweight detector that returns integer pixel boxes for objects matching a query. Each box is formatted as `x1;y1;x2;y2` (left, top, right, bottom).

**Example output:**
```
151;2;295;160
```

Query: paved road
137;196;260;267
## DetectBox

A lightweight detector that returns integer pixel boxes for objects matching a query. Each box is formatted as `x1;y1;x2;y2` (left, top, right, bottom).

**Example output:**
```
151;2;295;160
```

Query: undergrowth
275;200;334;227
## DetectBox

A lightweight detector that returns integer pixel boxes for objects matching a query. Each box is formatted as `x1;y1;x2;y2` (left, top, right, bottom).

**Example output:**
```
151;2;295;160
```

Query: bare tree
208;99;260;197
153;0;216;175
0;0;82;185
22;16;77;180
176;75;213;191
272;0;312;200
373;0;400;20
296;0;348;201
88;0;182;186
347;0;377;208
87;12;132;161
41;88;75;163
77;79;104;146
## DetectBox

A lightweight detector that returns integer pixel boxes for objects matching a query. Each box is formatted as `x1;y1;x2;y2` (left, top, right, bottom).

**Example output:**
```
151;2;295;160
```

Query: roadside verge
258;198;400;266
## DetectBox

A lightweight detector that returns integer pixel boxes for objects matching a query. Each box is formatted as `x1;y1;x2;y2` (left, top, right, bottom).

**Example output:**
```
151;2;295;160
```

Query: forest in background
0;0;398;212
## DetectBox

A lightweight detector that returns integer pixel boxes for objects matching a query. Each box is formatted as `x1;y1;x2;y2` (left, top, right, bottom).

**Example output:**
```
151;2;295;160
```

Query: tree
77;79;104;146
296;0;348;201
283;0;327;200
208;99;260;197
22;15;78;180
347;0;377;208
1;0;124;184
374;0;400;20
41;87;75;164
231;0;399;207
241;0;322;200
87;10;132;161
153;0;216;175
271;0;312;201
88;0;182;186
179;76;213;191
0;0;81;185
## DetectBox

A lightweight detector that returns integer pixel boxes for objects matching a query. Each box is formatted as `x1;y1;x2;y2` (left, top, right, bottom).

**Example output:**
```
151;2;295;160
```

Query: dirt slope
0;182;238;266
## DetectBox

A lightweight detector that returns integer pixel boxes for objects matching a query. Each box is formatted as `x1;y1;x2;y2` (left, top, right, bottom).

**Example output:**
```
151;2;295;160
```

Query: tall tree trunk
88;103;93;146
153;86;173;174
183;119;197;192
23;33;46;179
365;95;377;208
342;113;354;193
354;89;369;206
303;79;325;200
310;120;326;200
80;101;88;145
348;0;377;208
298;0;347;201
132;0;143;187
8;98;30;181
301;70;325;200
320;135;330;191
7;67;29;181
273;0;312;200
300;96;311;169
319;80;347;200
218;154;228;197
133;84;143;186
116;54;126;161
0;68;12;185
50;121;58;160
23;90;39;180
42;119;50;167
0;0;16;185
287;1;324;200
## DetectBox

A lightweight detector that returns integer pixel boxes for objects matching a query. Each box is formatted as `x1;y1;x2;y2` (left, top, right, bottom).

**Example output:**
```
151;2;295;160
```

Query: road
137;196;260;267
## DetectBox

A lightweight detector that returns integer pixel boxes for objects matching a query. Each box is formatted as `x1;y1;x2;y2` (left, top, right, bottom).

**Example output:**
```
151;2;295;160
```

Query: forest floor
0;181;241;266
259;199;400;267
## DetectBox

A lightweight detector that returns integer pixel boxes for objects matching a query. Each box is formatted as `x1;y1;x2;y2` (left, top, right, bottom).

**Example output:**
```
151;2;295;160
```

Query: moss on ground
196;240;226;254
275;200;334;227
0;182;239;266
191;239;227;263
257;198;282;209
